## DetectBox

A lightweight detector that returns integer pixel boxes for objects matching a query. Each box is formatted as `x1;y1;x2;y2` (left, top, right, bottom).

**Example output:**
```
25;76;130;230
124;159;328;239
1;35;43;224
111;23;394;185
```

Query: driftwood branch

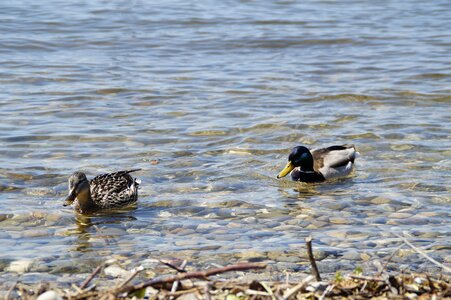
170;260;187;299
349;275;386;282
305;236;322;281
116;262;267;295
119;266;144;288
80;265;102;289
159;259;188;273
282;275;314;300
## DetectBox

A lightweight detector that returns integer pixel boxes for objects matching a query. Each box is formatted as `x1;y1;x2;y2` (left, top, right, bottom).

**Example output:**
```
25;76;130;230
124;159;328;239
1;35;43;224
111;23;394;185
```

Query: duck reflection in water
72;206;138;253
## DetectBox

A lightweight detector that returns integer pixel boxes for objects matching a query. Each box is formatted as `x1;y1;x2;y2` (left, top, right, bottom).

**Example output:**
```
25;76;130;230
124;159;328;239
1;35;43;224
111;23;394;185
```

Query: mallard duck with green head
277;145;358;182
63;169;141;213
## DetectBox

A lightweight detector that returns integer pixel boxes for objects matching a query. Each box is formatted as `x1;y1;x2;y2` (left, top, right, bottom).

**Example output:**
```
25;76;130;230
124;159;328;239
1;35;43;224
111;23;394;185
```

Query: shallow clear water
0;0;450;283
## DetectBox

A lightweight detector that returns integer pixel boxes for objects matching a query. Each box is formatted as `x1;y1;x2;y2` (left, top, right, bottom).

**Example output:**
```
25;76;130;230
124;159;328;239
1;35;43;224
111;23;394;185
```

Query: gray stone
6;260;33;273
196;223;220;233
104;265;129;278
37;291;63;300
329;217;350;225
388;212;412;219
342;250;360;260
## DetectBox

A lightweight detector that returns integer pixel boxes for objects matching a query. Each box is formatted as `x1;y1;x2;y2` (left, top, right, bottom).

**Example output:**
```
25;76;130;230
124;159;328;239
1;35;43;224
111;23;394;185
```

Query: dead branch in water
305;236;322;281
115;262;267;295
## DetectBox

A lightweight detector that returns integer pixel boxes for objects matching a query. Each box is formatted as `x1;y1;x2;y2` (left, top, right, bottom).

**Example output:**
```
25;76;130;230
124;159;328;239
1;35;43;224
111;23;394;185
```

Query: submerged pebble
104;265;130;278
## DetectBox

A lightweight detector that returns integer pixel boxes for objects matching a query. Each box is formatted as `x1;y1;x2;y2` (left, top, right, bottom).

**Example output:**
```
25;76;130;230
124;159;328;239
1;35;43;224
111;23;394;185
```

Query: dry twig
4;281;18;300
282;275;314;300
305;236;322;281
116;262;267;295
80;265;103;289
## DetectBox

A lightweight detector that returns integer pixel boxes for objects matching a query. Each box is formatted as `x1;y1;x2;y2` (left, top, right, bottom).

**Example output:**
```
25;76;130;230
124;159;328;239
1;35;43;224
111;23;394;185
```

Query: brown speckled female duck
63;169;141;213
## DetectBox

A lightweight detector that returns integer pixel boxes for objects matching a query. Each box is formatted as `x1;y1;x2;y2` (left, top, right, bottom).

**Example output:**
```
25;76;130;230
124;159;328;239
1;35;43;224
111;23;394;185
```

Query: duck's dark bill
277;161;294;178
63;188;76;206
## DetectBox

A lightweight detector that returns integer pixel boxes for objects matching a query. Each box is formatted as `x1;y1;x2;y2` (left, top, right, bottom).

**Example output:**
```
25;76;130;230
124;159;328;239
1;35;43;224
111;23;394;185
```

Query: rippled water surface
0;0;450;284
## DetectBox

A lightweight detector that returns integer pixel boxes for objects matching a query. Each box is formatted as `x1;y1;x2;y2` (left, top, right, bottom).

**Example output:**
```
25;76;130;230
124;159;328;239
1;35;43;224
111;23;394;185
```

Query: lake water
0;0;450;287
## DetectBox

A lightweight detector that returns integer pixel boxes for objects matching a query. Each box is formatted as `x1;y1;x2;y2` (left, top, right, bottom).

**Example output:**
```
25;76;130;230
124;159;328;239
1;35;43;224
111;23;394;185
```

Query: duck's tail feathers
125;168;142;174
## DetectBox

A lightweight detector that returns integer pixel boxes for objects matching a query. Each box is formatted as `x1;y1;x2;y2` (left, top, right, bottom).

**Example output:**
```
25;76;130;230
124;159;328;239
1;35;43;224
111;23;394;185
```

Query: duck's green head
64;172;90;206
277;146;314;178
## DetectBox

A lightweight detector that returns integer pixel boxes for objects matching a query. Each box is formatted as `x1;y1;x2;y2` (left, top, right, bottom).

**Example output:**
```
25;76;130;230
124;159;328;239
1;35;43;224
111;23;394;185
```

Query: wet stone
171;228;195;235
329;217;351;225
388;212;412;219
175;240;201;247
7;260;33;273
104;265;130;278
317;260;354;274
342;250;360;260
235;250;266;260
416;211;440;217
262;221;281;228
370;196;392;205
242;217;257;224
326;230;347;239
101;227;127;236
360;253;371;261
273;224;299;231
273;262;304;272
310;220;328;228
22;229;52;238
305;224;318;230
325;203;347;211
370;217;387;224
196;223;220;233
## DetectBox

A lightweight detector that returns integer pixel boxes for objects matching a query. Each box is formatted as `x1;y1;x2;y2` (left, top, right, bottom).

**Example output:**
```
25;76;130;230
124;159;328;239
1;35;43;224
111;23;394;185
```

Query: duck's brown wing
90;169;140;208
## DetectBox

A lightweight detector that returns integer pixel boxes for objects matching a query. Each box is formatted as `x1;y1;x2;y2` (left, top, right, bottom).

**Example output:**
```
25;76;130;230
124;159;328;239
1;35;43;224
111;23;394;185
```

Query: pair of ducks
64;144;358;213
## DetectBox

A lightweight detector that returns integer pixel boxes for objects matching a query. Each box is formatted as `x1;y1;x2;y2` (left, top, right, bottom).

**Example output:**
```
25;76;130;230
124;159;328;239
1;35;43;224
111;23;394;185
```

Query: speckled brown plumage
89;169;140;209
64;169;141;213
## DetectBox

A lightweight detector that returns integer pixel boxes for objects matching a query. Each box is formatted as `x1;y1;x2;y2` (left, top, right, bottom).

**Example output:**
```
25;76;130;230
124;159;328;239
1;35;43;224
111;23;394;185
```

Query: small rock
159;211;172;218
243;217;257;224
236;250;265;260
196;223;220;233
342;251;360;260
346;231;369;240
7;260;33;273
370;196;391;205
100;227;127;236
37;291;63;300
389;212;412;219
360;253;371;261
22;229;51;238
178;292;203;300
329;217;350;225
226;222;242;228
104;265;129;278
326;231;347;239
416;211;439;217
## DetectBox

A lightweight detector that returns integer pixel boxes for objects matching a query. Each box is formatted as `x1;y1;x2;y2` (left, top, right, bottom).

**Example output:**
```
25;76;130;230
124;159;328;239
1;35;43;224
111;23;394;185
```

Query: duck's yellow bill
277;161;294;178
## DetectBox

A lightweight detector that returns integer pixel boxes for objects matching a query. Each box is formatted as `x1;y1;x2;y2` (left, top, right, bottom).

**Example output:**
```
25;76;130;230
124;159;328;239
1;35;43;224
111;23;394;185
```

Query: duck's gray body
278;145;358;182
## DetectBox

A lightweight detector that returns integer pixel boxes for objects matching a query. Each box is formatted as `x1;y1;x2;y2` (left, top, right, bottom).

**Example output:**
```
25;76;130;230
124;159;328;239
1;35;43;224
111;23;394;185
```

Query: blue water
0;0;449;283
